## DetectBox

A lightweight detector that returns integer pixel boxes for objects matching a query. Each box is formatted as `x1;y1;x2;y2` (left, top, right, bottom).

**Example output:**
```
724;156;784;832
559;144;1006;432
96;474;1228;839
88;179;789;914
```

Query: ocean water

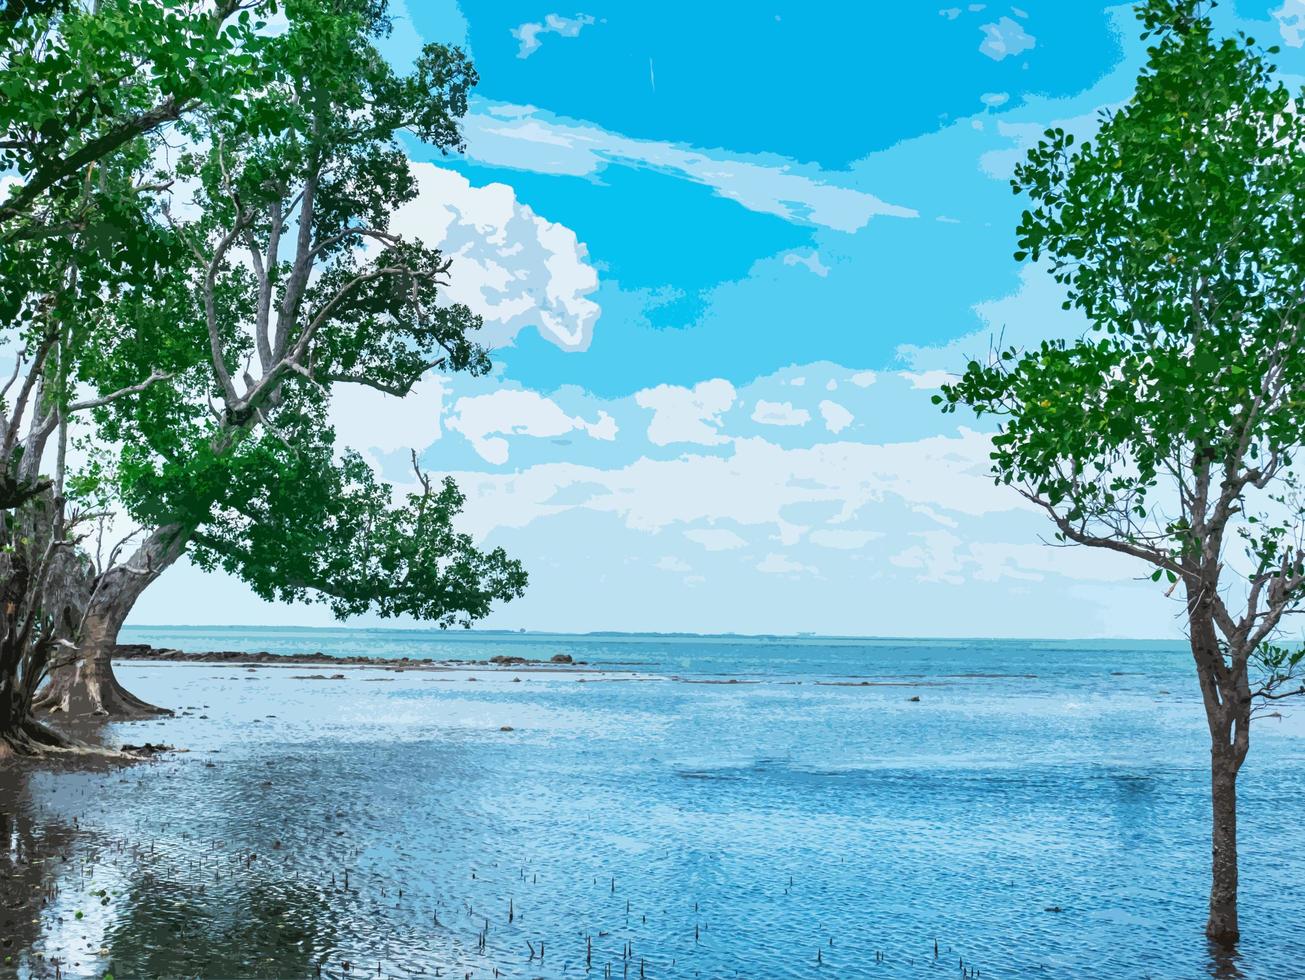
3;629;1304;979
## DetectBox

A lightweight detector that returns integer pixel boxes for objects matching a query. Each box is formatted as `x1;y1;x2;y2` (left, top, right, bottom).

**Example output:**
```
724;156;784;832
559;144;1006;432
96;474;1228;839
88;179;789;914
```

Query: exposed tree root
0;716;137;762
35;654;172;719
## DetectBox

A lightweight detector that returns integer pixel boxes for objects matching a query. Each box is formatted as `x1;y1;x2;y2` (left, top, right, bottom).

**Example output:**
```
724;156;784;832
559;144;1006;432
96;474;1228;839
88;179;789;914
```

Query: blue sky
135;0;1305;637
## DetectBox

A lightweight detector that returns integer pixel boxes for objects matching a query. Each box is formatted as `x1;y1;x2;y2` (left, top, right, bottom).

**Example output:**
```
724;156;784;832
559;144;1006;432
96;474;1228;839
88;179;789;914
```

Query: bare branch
66;369;172;413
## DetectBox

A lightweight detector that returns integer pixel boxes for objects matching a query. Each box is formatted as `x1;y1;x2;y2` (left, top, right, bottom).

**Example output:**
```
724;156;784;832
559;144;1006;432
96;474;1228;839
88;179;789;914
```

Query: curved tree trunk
35;523;189;719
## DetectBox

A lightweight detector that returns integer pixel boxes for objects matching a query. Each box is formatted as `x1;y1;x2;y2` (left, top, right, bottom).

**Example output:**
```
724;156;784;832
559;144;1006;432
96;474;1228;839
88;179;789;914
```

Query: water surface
2;630;1302;978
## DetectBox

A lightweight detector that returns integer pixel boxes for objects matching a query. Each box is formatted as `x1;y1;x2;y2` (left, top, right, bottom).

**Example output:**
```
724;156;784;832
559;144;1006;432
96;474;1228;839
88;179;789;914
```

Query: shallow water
3;631;1304;978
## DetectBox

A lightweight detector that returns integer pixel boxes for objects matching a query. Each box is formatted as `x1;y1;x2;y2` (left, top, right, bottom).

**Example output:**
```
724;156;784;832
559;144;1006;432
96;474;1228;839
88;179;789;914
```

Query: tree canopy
940;0;1305;943
3;0;528;736
942;0;1305;685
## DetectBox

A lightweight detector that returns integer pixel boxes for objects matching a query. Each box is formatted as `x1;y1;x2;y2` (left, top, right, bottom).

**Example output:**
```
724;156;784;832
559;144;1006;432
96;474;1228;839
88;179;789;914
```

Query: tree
0;0;279;232
0;111;198;757
941;0;1305;946
36;0;516;719
190;435;527;627
0;0;297;756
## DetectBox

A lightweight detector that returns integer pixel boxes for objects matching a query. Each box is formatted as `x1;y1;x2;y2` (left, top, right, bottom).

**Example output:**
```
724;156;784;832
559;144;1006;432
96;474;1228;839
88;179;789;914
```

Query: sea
2;627;1303;979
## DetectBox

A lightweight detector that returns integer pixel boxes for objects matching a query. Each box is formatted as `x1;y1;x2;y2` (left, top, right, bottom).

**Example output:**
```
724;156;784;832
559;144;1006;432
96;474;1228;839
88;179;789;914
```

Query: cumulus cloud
979;16;1035;60
818;400;853;434
446;389;617;464
635;379;736;446
752;400;811;427
1275;0;1305;47
512;13;595;58
850;371;877;388
389;164;600;351
463;102;918;233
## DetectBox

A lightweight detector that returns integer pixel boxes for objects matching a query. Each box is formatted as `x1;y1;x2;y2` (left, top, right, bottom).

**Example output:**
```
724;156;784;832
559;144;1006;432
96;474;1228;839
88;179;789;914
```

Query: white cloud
898;264;1090;373
818;400;853;434
329;374;446;458
511;13;595;58
444;429;1019;541
463;102;918;233
980;92;1009;108
940;7;962;19
899;370;953;390
782;250;830;277
892;530;965;584
655;555;692;573
757;553;817;576
390;165;600;351
752;400;811;427
968;542;1136;583
809;528;883;550
446;389;617;464
0;174;20;207
850;371;877;388
635;379;736;446
1275;1;1305;47
684;528;748;551
979;16;1035;60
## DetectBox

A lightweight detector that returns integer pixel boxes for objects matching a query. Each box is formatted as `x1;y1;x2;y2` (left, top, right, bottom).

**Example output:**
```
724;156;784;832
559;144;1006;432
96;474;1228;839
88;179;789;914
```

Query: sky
132;0;1305;638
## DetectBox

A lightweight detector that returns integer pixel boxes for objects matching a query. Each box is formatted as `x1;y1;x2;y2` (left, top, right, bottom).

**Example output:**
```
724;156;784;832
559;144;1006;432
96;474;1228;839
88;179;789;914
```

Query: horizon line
122;623;1184;644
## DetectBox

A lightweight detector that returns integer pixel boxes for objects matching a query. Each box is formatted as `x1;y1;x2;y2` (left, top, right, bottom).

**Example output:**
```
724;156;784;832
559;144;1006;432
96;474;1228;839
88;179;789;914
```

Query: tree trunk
1207;750;1240;945
35;523;189;719
1187;597;1250;949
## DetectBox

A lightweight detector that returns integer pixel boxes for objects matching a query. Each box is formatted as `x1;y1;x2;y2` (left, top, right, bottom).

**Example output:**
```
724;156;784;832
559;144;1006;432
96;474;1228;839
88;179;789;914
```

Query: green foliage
941;0;1305;568
0;0;280;229
939;0;1305;723
188;405;526;626
68;0;520;628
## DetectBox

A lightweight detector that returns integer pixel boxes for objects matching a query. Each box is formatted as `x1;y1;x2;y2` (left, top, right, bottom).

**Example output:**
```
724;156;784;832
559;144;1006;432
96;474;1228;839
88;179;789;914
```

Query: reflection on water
0;773;67;977
1207;941;1247;980
1;633;1303;978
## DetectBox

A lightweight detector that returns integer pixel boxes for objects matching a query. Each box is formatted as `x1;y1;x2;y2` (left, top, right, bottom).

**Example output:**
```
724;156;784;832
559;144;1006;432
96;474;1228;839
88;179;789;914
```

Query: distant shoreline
111;644;587;672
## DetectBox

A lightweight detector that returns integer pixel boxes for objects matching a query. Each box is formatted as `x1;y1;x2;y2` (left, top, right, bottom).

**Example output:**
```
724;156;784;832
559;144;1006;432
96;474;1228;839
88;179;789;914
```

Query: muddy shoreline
110;643;584;671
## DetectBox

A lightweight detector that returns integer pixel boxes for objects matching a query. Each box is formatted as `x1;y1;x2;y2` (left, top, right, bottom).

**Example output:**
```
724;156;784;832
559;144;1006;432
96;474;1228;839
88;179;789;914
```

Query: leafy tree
191;432;527;627
942;0;1305;946
35;0;522;719
0;0;293;756
0;0;279;232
